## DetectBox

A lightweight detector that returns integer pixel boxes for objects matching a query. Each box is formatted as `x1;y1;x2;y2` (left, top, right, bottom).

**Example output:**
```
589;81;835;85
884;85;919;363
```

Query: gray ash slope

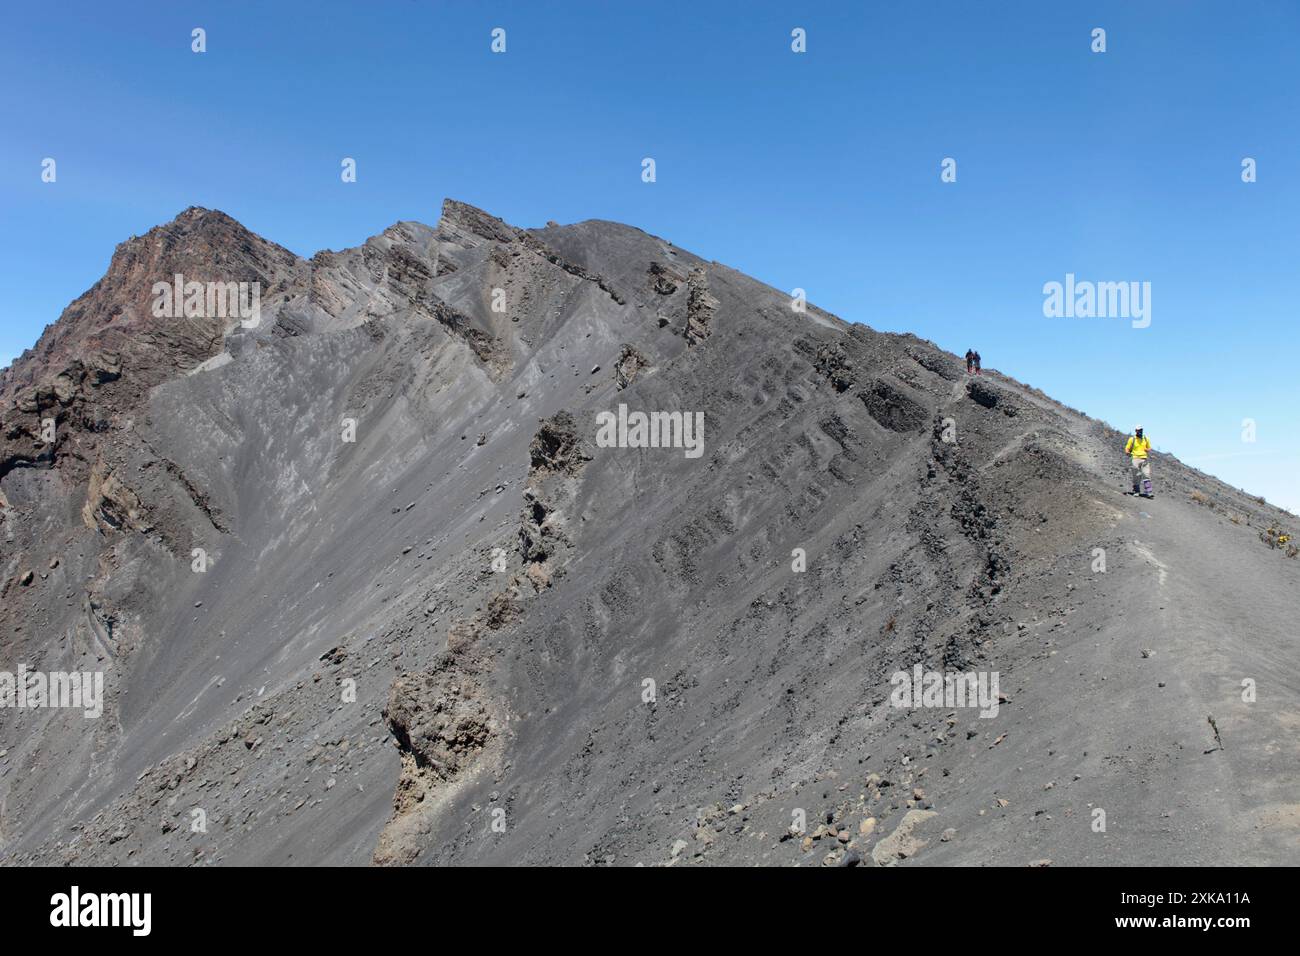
1;200;1296;866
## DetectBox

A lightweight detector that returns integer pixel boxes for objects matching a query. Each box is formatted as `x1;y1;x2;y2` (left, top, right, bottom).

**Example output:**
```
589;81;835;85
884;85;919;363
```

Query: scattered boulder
871;809;938;865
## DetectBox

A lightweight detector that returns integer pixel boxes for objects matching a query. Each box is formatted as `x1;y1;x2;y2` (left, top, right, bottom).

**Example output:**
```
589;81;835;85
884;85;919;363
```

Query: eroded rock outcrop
684;267;718;345
648;261;685;296
615;344;649;390
527;410;589;478
860;376;929;433
373;666;502;866
517;411;591;590
967;378;1020;417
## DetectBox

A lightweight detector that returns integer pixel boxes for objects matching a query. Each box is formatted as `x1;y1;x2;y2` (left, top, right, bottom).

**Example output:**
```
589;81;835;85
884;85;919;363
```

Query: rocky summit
0;200;1295;866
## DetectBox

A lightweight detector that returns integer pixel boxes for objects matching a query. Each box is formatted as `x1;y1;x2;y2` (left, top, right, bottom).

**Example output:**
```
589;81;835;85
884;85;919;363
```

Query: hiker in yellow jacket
1125;426;1153;497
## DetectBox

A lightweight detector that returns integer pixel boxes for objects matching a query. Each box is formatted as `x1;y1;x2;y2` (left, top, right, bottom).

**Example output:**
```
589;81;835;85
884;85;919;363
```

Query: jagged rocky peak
3;207;300;394
437;198;520;244
0;207;310;488
112;206;298;277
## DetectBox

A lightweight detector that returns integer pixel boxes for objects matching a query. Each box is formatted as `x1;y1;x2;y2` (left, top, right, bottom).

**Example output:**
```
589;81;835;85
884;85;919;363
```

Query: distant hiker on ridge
972;350;982;375
1125;425;1153;497
965;349;976;374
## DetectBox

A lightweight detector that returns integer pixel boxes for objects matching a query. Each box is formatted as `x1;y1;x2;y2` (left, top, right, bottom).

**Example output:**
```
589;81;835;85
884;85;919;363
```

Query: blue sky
2;1;1296;512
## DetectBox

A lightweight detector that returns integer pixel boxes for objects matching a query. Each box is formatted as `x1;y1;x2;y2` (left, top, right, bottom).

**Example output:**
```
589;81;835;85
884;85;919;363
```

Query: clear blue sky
2;1;1296;512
